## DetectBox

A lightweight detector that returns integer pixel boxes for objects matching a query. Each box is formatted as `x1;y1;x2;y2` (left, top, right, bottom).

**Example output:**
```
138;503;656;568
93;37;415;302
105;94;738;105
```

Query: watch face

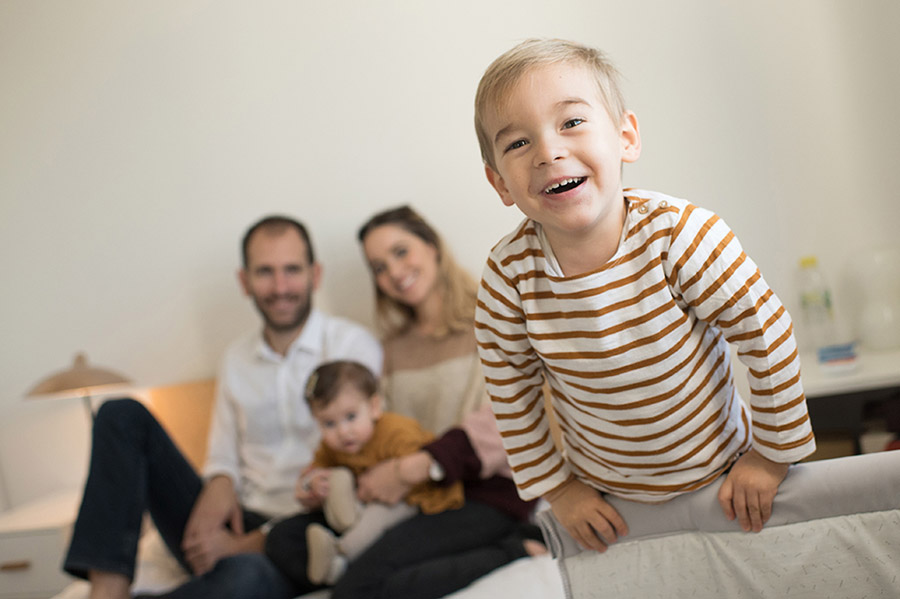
429;461;445;481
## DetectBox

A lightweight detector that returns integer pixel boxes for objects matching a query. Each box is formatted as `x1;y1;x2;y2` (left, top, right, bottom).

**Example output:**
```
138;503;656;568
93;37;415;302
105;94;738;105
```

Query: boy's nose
533;137;566;166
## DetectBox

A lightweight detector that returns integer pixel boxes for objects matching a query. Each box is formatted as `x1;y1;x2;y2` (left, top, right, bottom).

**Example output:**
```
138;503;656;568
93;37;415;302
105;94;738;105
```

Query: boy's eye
563;118;584;129
346;412;357;422
393;247;407;259
505;139;527;153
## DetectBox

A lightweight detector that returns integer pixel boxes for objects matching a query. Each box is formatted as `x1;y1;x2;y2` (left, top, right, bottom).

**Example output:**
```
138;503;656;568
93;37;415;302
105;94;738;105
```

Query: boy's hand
718;448;790;532
295;468;330;508
546;478;628;552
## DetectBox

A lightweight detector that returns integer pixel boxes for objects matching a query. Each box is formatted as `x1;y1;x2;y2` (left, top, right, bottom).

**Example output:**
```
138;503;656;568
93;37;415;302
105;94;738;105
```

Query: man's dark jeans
63;398;296;599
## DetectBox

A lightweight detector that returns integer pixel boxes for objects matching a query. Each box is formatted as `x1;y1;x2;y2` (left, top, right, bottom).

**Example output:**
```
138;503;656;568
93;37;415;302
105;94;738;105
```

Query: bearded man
63;216;382;599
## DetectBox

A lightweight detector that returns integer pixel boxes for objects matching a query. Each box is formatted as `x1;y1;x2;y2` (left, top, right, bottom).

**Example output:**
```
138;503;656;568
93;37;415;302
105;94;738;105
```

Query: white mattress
54;452;900;598
52;525;565;599
538;451;900;598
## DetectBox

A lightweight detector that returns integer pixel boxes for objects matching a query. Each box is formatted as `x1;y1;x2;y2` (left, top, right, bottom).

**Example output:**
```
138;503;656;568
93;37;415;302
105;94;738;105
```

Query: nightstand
0;489;80;599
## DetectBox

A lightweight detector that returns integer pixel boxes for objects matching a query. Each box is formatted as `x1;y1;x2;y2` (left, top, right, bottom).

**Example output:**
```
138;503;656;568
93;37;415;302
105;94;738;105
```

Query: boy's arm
666;203;815;527
474;252;571;500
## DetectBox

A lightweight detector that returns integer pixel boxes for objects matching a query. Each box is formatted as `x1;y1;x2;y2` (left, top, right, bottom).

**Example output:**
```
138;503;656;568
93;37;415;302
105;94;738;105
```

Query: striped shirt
475;190;815;503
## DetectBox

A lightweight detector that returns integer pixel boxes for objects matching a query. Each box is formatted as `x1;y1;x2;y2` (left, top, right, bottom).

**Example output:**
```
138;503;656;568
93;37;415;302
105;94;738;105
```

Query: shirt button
638;203;649;214
659;200;668;208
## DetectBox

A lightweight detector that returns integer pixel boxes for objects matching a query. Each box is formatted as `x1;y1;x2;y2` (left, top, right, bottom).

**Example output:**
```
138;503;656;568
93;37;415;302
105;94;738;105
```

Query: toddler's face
482;62;640;246
313;387;381;454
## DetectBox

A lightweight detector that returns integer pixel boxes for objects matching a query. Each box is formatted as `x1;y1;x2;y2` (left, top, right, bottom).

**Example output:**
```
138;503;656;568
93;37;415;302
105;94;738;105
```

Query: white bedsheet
538;452;900;598
51;526;565;599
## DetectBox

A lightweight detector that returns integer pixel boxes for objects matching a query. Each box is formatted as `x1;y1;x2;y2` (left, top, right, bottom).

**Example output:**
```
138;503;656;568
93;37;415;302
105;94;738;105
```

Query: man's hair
474;38;626;171
305;360;378;411
241;215;315;268
357;205;477;338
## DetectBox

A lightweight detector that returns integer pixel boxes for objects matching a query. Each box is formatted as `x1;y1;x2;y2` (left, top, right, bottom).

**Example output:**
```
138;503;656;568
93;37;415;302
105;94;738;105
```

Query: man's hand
546;478;628;552
718;449;790;533
183;526;241;575
182;476;243;575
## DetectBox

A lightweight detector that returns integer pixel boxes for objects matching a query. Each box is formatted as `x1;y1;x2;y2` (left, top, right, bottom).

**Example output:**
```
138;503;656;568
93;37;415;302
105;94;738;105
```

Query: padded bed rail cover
537;451;900;598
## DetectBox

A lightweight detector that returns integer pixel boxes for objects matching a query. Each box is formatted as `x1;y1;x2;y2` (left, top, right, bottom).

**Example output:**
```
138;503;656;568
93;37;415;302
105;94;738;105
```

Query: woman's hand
357;451;431;504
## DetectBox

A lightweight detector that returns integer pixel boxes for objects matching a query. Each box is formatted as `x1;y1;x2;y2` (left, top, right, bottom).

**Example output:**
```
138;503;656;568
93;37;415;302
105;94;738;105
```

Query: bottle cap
799;255;818;268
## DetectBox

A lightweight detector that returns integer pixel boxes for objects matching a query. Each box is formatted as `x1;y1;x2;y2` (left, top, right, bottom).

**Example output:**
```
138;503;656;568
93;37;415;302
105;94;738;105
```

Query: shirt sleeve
330;322;384;378
665;203;816;463
202;361;242;487
475;250;571;500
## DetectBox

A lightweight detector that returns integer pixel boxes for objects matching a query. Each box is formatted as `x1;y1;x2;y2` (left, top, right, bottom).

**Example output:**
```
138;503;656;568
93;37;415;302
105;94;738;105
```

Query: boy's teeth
545;177;584;194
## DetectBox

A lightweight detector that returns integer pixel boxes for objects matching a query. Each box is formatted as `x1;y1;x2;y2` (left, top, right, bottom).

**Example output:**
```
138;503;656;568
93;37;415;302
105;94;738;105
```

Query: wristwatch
428;460;445;482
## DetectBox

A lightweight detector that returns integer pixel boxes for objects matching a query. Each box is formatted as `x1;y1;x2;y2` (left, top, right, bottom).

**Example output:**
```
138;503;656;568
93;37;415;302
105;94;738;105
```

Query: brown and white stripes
475;191;815;502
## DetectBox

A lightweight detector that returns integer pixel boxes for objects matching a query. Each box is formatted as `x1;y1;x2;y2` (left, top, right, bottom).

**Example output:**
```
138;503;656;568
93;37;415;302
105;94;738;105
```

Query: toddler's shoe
324;467;360;533
306;523;346;585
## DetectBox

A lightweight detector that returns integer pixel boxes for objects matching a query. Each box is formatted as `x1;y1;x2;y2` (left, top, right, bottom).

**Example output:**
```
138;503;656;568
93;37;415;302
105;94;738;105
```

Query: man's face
239;228;320;335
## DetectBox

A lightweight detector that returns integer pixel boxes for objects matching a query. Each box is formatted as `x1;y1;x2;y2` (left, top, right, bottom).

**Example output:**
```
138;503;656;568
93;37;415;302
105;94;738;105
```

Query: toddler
472;39;816;552
297;360;463;583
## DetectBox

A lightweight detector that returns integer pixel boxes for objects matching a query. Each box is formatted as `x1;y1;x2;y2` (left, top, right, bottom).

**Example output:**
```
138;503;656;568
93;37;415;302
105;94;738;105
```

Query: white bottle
797;256;856;371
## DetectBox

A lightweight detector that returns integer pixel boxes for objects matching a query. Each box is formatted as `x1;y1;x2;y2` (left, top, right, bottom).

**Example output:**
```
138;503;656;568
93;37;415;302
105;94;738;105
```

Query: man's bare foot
88;570;130;599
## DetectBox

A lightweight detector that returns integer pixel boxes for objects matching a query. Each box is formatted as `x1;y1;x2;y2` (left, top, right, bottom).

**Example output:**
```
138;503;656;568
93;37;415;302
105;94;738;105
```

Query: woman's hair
357;205;478;338
305;360;378;411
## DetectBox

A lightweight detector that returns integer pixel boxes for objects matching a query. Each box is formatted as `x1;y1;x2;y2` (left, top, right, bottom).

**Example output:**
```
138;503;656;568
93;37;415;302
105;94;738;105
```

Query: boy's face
482;62;641;245
313;387;381;455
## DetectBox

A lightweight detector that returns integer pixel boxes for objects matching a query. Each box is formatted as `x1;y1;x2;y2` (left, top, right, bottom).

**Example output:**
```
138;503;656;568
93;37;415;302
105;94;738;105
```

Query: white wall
1;0;898;507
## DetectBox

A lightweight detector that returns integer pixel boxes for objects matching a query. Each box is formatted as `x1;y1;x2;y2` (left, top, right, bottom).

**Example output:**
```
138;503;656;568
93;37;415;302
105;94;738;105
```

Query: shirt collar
253;309;324;362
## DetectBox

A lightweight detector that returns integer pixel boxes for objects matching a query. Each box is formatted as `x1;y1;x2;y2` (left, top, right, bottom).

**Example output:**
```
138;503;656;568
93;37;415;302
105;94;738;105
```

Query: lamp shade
27;353;132;399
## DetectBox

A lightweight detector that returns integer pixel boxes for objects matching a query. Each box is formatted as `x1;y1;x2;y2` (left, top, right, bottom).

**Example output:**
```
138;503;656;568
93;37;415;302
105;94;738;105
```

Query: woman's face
362;223;440;309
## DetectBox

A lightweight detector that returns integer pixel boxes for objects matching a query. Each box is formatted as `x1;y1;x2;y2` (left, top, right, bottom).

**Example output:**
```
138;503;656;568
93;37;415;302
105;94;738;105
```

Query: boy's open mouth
544;177;586;195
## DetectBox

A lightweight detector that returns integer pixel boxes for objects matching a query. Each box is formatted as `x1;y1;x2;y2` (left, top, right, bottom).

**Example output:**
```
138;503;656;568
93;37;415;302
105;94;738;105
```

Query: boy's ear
620;110;642;163
484;165;516;207
369;393;384;419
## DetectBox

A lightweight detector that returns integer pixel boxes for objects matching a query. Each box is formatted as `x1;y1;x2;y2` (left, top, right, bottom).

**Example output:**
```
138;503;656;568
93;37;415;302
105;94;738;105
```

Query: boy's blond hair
474;38;626;171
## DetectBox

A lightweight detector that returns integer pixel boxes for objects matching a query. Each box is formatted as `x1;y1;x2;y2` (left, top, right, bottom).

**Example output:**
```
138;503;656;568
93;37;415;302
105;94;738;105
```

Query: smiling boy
473;39;815;552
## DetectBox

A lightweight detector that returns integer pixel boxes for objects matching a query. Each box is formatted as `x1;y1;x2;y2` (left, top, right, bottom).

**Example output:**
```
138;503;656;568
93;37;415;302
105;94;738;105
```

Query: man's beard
253;290;313;334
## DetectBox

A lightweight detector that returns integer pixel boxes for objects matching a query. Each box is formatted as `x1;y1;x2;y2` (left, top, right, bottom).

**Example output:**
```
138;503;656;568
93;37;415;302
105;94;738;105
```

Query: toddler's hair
305;360;378;411
474;38;626;171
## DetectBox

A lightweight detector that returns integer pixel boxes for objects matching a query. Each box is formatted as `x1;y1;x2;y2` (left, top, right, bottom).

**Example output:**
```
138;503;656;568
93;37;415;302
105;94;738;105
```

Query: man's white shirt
204;308;383;517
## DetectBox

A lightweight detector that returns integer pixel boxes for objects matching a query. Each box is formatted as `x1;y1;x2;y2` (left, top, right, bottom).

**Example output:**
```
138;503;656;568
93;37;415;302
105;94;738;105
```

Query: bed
52;381;900;598
50;380;566;599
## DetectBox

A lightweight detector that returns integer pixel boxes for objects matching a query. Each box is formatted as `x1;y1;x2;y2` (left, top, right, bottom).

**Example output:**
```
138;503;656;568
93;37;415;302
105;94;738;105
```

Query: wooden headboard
146;379;216;471
142;379;560;469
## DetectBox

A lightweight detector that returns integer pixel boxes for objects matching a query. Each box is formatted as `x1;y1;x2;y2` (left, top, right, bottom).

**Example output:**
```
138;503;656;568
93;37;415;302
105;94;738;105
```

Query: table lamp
26;353;133;421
